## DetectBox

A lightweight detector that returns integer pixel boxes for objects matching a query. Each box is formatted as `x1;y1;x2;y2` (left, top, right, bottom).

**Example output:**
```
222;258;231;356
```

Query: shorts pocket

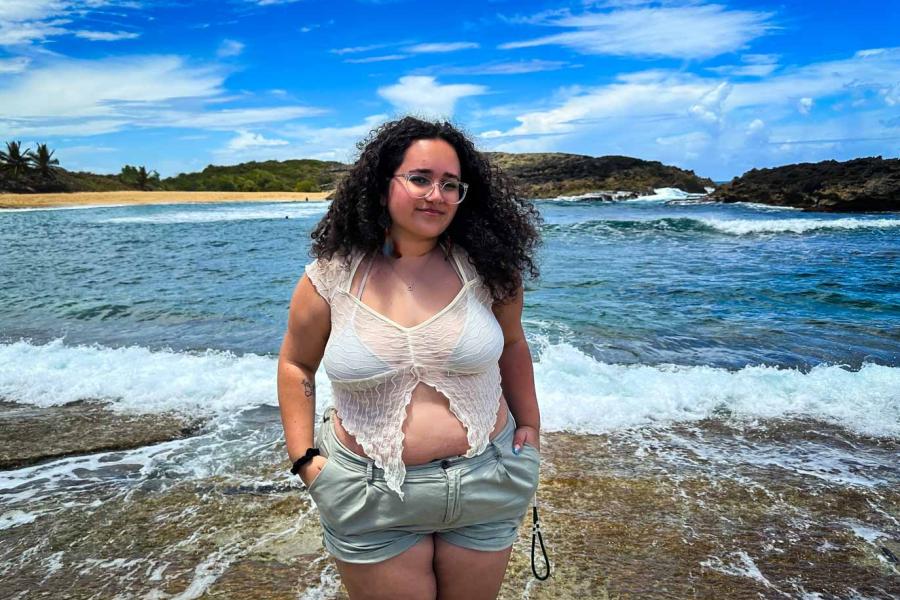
306;457;336;494
522;441;541;456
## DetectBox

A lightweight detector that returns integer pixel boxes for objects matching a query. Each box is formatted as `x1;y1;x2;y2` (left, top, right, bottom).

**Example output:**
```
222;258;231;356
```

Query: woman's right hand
298;455;329;488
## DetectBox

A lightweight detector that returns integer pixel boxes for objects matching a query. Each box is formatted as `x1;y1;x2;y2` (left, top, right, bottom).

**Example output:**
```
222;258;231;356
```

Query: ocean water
1;192;899;598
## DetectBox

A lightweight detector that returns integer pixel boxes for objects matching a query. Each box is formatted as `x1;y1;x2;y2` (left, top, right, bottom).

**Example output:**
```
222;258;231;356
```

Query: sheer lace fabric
304;244;504;500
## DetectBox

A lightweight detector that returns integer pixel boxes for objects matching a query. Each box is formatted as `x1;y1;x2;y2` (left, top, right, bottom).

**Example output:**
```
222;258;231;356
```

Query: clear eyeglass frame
392;172;469;204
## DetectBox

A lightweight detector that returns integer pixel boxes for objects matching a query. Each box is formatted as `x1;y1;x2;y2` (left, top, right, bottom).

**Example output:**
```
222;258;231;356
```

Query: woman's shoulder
304;250;356;302
450;243;478;282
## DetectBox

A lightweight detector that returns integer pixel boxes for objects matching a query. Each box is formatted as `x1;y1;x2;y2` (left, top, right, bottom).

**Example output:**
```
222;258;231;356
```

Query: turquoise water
2;195;897;370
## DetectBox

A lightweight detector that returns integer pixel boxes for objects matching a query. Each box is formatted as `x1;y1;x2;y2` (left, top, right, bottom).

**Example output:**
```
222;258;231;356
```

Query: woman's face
384;138;461;245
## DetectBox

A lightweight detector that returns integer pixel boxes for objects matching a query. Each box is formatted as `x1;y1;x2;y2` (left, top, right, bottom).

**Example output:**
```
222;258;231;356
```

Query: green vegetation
119;165;161;191
0;143;344;194
2;140;717;199
160;159;345;193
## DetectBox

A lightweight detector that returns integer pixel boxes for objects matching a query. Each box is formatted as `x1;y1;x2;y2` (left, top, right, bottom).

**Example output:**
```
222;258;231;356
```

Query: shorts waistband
320;406;516;480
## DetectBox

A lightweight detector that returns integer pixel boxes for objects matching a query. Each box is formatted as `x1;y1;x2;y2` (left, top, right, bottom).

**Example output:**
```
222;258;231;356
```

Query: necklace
383;245;437;292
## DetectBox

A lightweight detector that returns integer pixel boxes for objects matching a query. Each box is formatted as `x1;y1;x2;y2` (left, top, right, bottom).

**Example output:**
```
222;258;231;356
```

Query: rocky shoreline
711;157;900;212
488;152;715;198
0;399;203;470
4;153;897;213
1;407;897;598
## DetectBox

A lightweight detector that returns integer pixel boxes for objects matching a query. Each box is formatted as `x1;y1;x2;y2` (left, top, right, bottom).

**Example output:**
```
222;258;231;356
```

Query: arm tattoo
303;378;315;398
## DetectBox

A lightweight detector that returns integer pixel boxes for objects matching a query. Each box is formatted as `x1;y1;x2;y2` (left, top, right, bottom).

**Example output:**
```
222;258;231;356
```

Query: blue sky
1;0;898;181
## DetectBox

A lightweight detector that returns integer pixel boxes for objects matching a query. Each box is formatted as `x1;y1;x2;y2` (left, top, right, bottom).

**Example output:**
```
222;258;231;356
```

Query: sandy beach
0;191;330;209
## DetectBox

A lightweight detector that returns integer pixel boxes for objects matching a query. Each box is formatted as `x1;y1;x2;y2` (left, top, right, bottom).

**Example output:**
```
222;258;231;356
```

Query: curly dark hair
309;116;542;303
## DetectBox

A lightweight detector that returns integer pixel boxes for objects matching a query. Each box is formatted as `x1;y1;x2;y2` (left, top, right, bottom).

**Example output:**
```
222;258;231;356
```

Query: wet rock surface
0;399;203;470
711;157;900;212
1;417;897;598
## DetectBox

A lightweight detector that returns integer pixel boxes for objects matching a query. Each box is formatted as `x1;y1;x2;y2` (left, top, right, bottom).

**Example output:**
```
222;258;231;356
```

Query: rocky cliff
486;152;715;199
711;157;900;212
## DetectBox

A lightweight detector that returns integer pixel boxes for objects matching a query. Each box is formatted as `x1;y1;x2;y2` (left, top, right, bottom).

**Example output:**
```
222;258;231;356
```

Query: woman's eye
441;181;460;192
408;175;432;187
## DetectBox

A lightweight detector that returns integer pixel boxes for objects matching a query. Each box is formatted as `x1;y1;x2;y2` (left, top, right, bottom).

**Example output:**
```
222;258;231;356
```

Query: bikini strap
355;253;376;299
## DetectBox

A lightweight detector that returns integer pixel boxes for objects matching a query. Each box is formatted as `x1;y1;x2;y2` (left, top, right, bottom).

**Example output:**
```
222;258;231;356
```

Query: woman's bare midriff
333;384;509;465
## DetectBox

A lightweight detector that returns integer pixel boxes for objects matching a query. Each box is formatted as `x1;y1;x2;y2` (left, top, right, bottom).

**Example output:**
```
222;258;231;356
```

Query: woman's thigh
433;537;513;600
334;534;437;600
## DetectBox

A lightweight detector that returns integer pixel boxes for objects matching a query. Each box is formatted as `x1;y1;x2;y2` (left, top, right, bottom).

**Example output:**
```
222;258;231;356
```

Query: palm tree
30;143;60;179
136;165;150;190
0;141;33;178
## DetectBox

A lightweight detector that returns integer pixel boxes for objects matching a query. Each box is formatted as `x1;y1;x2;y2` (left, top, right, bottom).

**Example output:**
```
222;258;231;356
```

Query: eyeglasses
392;172;469;204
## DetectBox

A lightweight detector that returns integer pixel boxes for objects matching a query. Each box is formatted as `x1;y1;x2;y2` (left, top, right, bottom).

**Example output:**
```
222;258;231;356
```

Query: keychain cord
531;489;551;580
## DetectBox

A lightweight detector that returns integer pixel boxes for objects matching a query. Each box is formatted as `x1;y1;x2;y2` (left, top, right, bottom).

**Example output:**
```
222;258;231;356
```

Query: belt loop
366;460;374;483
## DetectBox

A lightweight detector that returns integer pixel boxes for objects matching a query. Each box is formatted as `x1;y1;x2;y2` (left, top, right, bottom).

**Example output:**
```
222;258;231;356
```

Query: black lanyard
531;494;551;580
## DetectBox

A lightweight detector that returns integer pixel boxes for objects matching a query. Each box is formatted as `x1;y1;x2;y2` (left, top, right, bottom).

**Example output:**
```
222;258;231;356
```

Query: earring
378;207;398;258
382;227;395;258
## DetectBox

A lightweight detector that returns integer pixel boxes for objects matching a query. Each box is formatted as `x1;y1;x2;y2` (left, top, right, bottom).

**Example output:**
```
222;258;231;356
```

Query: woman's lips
417;208;444;215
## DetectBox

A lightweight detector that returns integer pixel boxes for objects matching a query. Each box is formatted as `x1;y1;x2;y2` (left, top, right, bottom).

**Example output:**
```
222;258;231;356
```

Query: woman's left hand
513;425;540;454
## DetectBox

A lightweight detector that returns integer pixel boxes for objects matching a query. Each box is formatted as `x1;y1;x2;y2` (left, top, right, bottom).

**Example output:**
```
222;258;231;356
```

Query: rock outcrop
711;157;900;212
487;152;715;199
0;399;203;470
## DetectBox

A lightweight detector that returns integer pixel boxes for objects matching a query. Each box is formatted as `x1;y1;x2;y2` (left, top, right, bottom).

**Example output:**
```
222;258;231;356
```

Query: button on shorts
306;406;541;564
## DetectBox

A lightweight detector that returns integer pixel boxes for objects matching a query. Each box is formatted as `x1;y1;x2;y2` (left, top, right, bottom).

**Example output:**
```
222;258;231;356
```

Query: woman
277;116;543;599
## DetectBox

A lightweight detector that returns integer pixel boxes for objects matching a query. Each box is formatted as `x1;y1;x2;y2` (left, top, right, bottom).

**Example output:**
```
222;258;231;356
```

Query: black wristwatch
290;448;320;475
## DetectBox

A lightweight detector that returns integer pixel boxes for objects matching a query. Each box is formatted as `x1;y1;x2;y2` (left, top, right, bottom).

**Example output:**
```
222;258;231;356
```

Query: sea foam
698;216;900;235
96;203;326;224
2;339;897;438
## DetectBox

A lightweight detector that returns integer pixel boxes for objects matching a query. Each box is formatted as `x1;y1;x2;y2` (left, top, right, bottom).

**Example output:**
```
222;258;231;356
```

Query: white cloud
0;0;66;22
216;114;391;163
330;43;394;55
0;119;130;137
0;18;68;45
798;97;813;115
157;106;326;129
708;55;780;78
689;81;732;127
378;76;487;118
226;130;289;151
708;63;778;78
217;39;245;58
0;54;325;137
478;47;900;179
486;48;900;139
345;54;407;64
654;130;711;159
500;4;778;59
745;118;768;145
0;56;30;73
0;55;224;119
424;59;570;76
880;83;899;107
404;42;479;54
74;30;140;41
0;1;141;46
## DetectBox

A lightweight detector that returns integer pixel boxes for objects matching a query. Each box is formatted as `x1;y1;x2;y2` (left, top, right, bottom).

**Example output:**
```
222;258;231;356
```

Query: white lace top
304;244;505;500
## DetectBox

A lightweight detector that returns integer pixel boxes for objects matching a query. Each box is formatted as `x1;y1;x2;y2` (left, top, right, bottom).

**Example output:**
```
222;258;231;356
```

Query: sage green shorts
306;406;540;564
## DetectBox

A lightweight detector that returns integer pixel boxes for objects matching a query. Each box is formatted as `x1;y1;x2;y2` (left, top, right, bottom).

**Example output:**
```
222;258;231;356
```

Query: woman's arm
277;272;331;485
492;284;541;452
